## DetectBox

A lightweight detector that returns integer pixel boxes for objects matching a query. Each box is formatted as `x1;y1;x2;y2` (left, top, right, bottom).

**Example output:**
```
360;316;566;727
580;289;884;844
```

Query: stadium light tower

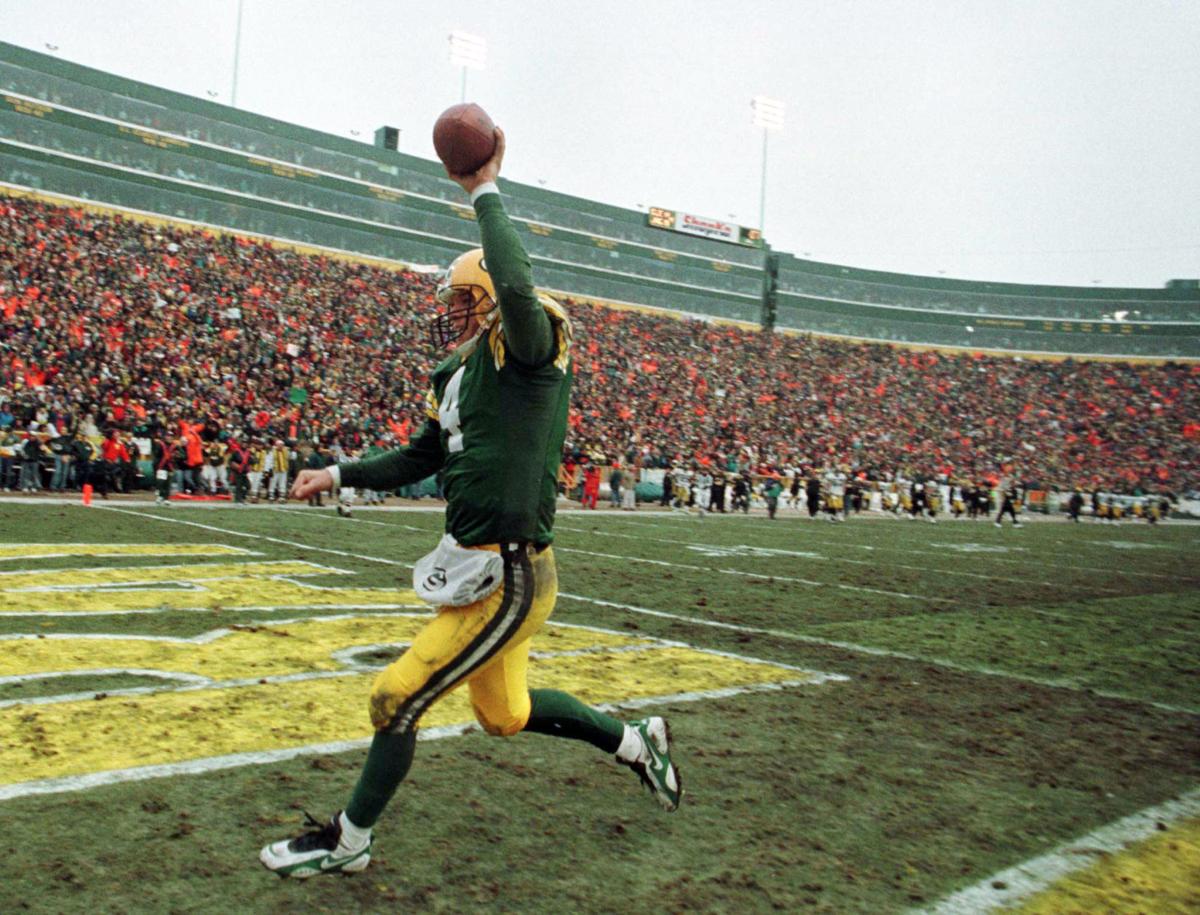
230;0;245;107
751;95;785;236
448;31;487;103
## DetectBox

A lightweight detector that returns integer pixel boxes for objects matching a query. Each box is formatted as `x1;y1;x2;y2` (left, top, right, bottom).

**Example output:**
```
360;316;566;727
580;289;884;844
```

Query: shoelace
288;810;340;853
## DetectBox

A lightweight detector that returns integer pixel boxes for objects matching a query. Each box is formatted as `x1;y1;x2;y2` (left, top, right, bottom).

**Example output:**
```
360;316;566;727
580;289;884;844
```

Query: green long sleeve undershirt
474;191;554;367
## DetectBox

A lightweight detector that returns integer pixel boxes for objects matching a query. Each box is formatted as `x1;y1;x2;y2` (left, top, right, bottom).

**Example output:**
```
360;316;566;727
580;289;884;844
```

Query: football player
824;465;846;521
1067;488;1084;522
950;482;966;519
909;480;926;521
671;465;692;512
694;467;713;516
804;470;821;518
787;468;802;509
260;128;681;880
995;480;1022;528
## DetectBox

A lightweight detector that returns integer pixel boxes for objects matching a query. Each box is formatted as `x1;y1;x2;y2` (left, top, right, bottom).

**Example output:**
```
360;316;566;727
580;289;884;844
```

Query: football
432;103;497;176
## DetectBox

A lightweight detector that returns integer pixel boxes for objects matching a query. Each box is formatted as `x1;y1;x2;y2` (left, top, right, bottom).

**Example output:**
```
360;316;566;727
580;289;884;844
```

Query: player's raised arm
444;128;555;367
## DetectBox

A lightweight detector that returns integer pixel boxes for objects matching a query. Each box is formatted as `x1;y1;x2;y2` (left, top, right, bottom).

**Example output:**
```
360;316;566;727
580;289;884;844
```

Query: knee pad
369;670;419;732
471;696;530;737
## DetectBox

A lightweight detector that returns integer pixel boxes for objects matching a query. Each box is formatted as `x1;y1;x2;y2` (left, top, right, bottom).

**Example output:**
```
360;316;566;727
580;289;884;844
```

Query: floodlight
751;96;785;131
449;31;487;71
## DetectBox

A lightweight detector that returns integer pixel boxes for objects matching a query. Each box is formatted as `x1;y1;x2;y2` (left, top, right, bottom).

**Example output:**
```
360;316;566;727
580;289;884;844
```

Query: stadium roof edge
775;250;1200;302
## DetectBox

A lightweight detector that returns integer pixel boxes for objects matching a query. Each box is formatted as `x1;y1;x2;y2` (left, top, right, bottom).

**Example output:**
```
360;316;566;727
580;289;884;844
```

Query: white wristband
470;182;500;204
327;464;341;487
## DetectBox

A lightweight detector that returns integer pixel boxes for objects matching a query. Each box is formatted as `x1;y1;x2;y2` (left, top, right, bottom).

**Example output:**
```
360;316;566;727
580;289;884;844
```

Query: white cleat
260;811;371;879
621;717;683;812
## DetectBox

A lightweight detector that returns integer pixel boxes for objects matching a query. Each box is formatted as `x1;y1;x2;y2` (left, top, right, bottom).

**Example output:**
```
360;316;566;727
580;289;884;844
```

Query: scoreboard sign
647;206;763;248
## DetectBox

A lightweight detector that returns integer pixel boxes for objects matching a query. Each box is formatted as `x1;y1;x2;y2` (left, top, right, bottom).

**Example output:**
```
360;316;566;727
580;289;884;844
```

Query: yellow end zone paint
0;560;338;589
0;615;644;680
0;623;806;785
0;561;419;613
0;544;835;790
0;544;253;561
1012;817;1200;914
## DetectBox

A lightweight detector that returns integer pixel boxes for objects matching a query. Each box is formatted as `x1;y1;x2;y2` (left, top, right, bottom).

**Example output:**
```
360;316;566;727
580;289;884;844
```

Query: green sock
344;728;416;829
524;688;625;753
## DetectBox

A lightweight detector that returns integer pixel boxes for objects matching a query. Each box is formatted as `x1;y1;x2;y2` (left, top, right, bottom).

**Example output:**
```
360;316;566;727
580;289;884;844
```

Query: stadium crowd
566;301;1198;495
1;194;1196;500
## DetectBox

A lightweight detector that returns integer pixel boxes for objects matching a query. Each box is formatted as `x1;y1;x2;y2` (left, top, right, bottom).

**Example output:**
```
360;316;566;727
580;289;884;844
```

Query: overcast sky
4;0;1198;287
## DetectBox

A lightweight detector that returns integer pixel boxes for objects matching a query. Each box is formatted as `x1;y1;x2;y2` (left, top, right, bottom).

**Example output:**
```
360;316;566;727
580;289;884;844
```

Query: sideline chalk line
912;785;1200;914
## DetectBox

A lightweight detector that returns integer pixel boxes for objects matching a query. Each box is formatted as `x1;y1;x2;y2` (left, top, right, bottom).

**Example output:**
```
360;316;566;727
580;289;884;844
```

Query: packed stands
2;40;1197;358
2;193;1196;495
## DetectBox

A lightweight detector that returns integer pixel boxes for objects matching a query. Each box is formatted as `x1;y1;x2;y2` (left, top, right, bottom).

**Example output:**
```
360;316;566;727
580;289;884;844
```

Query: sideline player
694;466;712;516
995;480;1022;528
824;465;846;522
260;128;681;879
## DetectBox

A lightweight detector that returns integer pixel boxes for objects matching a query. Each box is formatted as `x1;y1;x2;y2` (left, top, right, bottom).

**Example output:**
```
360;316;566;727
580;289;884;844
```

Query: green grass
0;501;1197;913
0;673;172;701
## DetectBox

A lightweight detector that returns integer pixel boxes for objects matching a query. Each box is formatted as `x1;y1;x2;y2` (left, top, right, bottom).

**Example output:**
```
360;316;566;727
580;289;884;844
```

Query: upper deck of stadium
1;40;1195;359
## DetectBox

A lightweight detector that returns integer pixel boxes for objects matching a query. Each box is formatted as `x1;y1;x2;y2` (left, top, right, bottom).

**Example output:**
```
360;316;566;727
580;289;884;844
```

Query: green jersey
339;191;572;547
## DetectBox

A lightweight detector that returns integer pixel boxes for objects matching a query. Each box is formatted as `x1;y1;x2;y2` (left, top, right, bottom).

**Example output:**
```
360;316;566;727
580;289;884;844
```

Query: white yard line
0;678;829;803
913;786;1200;914
263;508;943;602
0;602;421;619
266;505;434;538
0;558;344;579
0;728;455;802
0;610;431;646
553;524;1073;589
93;505;412;567
0;643;667;710
545;616;850;680
599;513;1196;581
280;507;1105;595
557;592;1200;717
552;544;952;603
0;667;212;703
0;551;423;617
0;669;359;708
0;543;260;561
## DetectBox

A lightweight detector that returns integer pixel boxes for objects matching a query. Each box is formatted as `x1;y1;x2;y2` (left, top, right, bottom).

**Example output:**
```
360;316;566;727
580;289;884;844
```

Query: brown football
432;103;497;176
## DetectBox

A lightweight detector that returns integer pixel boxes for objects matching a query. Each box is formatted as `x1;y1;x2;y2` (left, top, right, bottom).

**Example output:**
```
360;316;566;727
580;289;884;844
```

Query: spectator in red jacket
98;429;122;498
581;462;601;510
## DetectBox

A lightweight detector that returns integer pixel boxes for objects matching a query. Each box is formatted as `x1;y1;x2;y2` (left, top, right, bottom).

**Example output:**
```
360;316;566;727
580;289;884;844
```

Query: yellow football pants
369;543;557;736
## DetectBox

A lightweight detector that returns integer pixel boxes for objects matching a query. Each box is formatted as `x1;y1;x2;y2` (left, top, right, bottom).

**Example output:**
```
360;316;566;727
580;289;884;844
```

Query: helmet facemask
431;284;495;349
431;248;497;349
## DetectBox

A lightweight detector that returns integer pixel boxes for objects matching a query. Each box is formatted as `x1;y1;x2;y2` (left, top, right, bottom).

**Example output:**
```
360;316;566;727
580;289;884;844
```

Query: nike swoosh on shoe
319;850;365;871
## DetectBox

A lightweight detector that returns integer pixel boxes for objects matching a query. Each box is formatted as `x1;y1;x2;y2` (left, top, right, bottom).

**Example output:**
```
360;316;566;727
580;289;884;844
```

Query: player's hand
447;127;506;194
289;469;333;501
